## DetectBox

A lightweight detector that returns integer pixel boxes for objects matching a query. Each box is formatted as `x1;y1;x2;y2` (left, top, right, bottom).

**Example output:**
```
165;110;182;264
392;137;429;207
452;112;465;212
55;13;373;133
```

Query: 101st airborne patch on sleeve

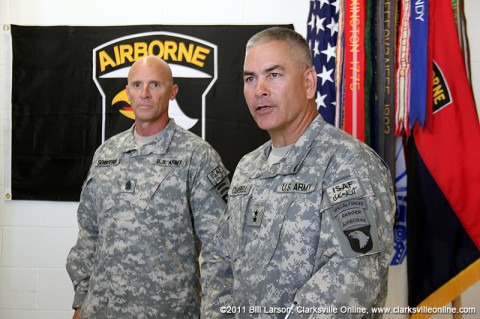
325;179;380;258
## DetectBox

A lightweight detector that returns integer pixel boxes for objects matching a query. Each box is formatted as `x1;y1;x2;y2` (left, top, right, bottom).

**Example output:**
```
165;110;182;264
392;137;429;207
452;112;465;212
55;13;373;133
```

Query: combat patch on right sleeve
328;197;380;258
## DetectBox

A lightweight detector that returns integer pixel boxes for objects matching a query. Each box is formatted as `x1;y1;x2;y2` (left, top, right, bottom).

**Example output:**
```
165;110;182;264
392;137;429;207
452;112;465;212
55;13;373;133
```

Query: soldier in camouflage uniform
66;56;229;319
201;27;395;318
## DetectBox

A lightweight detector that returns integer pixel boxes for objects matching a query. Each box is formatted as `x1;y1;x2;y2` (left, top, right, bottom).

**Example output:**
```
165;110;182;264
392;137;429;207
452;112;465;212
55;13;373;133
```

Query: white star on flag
321;42;336;63
316;91;327;108
318;65;334;85
326;18;338;36
307;0;339;125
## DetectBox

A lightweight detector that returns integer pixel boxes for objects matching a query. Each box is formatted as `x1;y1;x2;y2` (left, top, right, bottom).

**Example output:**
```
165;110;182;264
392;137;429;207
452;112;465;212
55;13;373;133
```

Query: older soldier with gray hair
67;56;229;319
201;27;395;318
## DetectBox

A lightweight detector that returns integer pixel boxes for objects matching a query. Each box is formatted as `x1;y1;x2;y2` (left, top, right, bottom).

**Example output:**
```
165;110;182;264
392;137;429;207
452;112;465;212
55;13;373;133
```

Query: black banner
11;25;292;201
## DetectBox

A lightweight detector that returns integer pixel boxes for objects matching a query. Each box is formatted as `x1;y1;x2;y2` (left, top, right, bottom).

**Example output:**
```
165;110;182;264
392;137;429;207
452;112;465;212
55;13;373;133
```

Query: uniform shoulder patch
325;178;364;205
207;165;228;186
328;198;380;258
207;165;229;202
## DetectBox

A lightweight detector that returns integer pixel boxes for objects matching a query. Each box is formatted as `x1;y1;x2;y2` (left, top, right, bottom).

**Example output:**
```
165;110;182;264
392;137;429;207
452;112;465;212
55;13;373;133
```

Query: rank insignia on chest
122;178;136;193
246;207;264;227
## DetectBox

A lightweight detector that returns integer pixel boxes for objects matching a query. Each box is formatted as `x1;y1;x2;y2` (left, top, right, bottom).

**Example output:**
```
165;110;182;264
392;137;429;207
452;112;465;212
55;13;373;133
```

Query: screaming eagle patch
328;198;380;258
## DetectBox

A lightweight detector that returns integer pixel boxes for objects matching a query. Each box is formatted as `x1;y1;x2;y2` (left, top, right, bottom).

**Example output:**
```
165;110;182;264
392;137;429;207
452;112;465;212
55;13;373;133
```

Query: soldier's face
126;59;178;125
243;40;311;137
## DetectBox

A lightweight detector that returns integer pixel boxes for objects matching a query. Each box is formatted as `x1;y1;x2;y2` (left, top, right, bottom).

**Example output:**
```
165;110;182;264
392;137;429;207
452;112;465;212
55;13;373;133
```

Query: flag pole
452;296;462;319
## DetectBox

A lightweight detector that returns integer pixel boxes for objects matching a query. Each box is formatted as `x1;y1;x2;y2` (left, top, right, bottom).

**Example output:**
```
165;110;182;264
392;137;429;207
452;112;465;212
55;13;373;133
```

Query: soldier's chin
253;117;278;133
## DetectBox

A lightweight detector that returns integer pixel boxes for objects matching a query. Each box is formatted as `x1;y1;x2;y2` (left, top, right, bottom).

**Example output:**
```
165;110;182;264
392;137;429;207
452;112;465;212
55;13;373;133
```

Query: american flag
307;0;340;125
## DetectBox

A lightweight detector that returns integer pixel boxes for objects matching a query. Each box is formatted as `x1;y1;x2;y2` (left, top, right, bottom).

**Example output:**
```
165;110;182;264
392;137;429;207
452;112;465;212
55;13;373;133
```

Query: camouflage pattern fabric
67;119;229;318
202;115;395;319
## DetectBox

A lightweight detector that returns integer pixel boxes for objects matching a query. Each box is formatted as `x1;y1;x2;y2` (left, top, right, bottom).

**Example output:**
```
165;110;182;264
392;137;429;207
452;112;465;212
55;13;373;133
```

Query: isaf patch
208;165;228;186
328;198;379;258
325;178;364;205
207;165;229;202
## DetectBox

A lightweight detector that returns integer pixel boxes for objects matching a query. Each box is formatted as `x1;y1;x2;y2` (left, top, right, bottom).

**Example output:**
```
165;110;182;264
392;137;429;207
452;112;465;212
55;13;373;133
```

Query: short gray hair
246;27;312;67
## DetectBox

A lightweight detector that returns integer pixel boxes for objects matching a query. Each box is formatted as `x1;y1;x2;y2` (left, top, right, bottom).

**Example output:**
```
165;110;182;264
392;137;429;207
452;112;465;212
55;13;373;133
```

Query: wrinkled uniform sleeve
292;151;395;319
200;204;233;319
66;168;99;309
188;145;231;317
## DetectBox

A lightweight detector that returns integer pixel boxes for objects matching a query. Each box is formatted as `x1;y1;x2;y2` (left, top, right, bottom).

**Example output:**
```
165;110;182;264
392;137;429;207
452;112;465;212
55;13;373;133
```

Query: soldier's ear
125;85;132;101
170;84;179;101
305;66;317;99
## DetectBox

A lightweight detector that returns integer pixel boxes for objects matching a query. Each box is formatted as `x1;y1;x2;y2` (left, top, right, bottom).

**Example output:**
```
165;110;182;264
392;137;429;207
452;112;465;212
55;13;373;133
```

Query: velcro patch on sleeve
328;198;380;258
206;165;229;203
215;178;229;202
207;165;228;186
325;178;364;206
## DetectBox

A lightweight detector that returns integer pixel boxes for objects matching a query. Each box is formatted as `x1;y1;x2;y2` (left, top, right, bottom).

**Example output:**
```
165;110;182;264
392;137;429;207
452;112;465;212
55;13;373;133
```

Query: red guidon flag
409;0;480;315
414;0;480;251
343;0;366;141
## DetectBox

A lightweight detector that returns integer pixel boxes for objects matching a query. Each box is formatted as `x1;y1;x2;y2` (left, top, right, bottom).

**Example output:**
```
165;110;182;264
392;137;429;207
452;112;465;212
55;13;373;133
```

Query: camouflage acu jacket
202;115;395;319
67;120;229;318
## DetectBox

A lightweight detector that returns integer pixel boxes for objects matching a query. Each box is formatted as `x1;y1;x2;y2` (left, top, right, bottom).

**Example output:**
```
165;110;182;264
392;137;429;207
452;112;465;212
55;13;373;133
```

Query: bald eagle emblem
349;231;369;248
345;226;373;253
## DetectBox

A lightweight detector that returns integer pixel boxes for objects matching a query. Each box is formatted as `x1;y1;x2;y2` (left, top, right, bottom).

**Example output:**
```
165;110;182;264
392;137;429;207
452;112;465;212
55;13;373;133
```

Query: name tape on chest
277;181;316;193
155;158;185;166
95;158;120;166
325;178;364;205
230;185;251;196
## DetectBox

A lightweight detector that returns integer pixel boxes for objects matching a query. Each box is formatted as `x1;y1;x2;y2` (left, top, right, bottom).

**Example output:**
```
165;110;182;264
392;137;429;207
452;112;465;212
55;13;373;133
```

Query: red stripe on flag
343;0;365;141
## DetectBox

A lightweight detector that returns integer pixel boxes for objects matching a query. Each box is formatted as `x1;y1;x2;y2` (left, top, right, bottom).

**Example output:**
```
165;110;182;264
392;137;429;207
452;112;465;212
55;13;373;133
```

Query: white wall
0;1;479;319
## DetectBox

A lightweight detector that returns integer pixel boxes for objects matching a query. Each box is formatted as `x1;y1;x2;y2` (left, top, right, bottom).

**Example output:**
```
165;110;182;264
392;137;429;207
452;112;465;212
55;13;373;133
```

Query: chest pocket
94;156;184;214
230;178;319;271
127;156;187;210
